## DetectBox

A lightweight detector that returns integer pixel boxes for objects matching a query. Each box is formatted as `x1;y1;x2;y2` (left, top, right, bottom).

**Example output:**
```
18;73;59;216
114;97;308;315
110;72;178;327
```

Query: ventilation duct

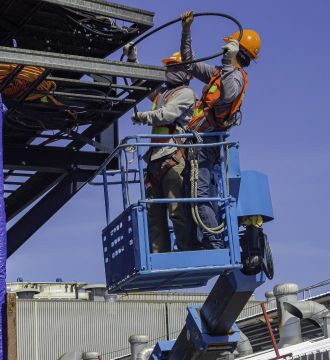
273;283;303;348
284;300;330;338
136;348;153;360
15;288;40;299
265;291;275;301
129;335;149;360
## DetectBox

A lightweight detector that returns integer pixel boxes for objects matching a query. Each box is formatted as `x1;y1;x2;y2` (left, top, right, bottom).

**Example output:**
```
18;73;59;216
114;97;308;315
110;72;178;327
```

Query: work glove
222;39;239;62
131;112;147;125
181;10;194;32
123;42;138;62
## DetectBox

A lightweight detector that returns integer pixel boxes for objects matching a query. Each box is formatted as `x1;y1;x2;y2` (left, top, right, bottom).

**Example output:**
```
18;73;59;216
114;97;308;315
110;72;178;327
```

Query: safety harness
188;67;248;132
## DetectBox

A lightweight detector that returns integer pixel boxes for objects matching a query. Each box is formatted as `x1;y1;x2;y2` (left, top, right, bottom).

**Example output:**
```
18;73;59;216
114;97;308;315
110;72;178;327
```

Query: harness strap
147;149;185;187
189;67;248;132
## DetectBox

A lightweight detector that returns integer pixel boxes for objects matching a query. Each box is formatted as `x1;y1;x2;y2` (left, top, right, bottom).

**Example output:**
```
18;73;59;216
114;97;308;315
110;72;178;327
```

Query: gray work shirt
181;31;245;119
137;86;195;162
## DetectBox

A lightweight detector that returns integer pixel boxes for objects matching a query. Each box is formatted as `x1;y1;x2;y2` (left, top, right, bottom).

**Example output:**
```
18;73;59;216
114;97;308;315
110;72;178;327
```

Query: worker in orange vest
181;10;261;251
131;51;195;253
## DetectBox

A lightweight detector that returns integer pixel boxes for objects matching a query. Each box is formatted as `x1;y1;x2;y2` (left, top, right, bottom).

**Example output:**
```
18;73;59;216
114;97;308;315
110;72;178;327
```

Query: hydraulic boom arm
151;270;265;359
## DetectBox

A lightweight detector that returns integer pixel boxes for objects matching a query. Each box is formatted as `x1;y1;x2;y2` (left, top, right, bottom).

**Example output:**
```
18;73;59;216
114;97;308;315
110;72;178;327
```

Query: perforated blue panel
102;205;144;289
102;200;244;292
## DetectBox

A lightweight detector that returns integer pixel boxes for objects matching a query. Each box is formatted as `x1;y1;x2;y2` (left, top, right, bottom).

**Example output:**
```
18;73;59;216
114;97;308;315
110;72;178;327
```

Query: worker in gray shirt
132;51;195;253
181;10;261;250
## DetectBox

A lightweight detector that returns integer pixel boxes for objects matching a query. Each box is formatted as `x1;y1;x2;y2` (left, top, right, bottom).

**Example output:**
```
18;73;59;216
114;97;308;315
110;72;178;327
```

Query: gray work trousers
146;155;189;253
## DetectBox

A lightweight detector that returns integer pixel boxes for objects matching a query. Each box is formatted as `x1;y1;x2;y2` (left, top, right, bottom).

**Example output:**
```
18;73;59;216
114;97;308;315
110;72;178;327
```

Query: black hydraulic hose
121;12;243;65
120;12;243;115
131;12;243;66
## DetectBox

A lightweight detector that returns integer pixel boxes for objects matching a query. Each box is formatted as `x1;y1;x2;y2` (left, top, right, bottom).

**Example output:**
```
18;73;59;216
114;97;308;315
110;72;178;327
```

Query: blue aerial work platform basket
96;132;273;292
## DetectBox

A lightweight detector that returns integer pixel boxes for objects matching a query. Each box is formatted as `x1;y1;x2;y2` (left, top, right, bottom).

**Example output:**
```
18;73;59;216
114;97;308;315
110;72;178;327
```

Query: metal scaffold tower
0;0;166;357
0;0;166;256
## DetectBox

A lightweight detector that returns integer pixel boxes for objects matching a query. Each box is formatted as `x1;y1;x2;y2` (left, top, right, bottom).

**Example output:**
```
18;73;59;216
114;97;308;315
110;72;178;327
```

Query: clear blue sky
7;0;330;298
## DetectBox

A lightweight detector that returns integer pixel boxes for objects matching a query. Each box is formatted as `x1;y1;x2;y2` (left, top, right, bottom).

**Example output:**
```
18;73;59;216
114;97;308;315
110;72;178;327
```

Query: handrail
139;196;232;204
121;131;228;141
98;132;238;265
90;132;237;183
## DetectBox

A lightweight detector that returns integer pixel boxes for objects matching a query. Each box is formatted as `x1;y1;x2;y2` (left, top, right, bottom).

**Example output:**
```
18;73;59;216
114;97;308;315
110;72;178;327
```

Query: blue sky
7;0;330;298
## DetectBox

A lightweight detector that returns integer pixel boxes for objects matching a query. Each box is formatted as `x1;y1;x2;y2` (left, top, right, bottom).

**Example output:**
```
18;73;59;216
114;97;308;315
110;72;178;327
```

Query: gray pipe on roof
265;291;274;301
273;283;303;348
129;335;149;360
237;330;253;357
82;353;100;360
136;348;153;360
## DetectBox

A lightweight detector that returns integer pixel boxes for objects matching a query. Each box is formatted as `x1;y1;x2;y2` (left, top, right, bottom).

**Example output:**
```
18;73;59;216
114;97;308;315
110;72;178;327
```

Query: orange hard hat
161;51;182;65
224;30;261;59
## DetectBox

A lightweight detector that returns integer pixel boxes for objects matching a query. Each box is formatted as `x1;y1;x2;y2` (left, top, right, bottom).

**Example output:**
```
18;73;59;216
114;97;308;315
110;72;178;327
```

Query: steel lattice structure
0;0;166;256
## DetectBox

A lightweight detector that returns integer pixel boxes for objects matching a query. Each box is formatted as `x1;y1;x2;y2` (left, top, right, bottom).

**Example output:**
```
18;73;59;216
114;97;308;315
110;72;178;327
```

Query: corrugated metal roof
239;316;323;353
14;289;330;359
8;282;210;302
114;292;208;303
237;299;277;321
17;301;167;360
240;337;330;360
167;303;191;340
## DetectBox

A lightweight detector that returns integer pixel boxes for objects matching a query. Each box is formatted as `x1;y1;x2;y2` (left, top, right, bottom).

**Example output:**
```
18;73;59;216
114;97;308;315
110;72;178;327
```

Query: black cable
120;12;243;118
63;7;139;37
131;12;243;67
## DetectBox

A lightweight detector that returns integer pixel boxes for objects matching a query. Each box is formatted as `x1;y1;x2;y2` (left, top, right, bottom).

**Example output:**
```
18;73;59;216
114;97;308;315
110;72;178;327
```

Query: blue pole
219;135;235;266
0;96;7;360
119;150;128;210
102;169;110;226
136;138;150;269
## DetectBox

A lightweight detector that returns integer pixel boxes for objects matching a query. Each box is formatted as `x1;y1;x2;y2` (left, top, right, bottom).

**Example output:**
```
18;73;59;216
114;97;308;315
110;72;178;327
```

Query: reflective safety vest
151;86;191;143
188;67;248;132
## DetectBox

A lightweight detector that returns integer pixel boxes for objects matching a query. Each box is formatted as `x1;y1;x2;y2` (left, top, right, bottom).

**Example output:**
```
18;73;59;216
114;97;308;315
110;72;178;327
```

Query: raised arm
220;39;244;103
180;11;217;84
220;63;244;103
